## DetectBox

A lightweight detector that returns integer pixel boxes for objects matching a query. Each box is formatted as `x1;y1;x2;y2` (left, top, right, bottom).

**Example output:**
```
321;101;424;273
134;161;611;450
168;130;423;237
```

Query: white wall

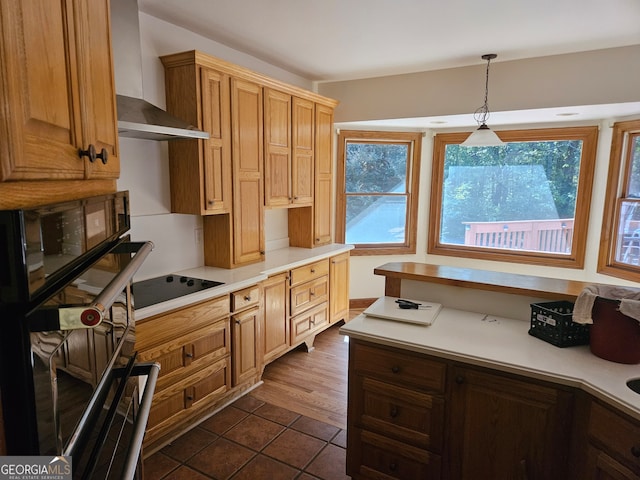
117;13;308;280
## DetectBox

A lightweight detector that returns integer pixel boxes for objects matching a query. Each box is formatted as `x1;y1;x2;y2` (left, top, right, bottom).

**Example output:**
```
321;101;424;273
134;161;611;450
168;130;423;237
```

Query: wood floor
250;311;363;430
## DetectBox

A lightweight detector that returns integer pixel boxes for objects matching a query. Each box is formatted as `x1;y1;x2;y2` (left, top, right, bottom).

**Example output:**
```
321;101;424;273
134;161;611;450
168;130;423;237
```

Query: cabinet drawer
353;428;441;480
147;356;231;431
138;318;230;391
588;401;640;473
290;275;328;316
358;377;444;451
290;259;329;286
291;303;328;345
231;285;260;312
351;342;446;393
136;295;230;351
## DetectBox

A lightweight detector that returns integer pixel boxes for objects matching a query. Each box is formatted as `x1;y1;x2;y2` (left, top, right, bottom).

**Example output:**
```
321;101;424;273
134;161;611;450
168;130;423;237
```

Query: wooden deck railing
463;219;574;253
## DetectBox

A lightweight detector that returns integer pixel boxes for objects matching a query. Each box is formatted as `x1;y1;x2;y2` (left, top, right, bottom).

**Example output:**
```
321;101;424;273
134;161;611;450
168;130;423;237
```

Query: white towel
573;284;640;324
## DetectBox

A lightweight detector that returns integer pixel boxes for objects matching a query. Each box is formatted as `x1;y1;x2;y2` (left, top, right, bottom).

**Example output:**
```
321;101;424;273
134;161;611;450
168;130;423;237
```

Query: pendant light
461;53;505;147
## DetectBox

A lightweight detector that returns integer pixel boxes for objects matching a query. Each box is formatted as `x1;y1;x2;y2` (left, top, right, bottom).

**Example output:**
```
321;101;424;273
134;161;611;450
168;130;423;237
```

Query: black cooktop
132;274;224;309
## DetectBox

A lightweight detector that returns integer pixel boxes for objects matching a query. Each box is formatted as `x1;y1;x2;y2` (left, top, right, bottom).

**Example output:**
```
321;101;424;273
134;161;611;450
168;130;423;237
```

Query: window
428;127;598;268
598;119;640;281
336;130;422;255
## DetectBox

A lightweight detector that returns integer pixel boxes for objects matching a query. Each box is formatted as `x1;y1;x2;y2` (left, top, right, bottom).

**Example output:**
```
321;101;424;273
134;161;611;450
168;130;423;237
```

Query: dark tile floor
143;394;350;480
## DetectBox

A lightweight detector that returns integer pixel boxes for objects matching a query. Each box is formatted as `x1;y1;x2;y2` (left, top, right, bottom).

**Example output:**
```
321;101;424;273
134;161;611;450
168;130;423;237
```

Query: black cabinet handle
391;366;400;374
79;144;97;163
97;147;108;164
455;375;464;384
389;462;397;472
390;406;399;418
79;145;108;164
631;445;640;458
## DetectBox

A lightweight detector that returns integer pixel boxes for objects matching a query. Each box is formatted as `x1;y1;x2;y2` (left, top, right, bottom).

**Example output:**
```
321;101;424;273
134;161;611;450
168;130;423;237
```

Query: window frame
598;119;640;280
336;130;422;255
428;126;598;268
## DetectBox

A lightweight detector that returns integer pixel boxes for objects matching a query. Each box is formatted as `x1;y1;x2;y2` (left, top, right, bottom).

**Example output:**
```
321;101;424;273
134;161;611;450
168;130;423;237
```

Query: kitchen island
340;262;640;479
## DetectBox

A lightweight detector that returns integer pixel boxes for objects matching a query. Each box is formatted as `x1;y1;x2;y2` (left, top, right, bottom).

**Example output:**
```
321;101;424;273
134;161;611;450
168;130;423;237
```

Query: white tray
363;296;442;326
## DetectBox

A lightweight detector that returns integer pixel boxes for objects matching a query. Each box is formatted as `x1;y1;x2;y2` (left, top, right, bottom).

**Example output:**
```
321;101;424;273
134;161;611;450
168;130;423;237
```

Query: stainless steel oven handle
91;241;154;320
55;241;153;331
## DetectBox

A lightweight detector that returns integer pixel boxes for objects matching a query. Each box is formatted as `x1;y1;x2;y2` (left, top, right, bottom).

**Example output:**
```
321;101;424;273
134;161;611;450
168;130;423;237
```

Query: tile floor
143;394;350;480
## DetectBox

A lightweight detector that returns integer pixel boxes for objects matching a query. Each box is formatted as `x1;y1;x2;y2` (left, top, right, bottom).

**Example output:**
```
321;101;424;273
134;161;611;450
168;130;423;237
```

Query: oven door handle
29;241;153;332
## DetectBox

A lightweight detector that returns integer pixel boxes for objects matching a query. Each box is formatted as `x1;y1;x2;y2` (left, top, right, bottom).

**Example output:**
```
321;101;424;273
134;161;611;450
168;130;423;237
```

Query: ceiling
138;0;640;83
138;0;640;127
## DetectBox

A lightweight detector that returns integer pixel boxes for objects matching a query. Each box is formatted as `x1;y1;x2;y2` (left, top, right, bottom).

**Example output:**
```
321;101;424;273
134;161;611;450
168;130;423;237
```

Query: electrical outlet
195;228;203;246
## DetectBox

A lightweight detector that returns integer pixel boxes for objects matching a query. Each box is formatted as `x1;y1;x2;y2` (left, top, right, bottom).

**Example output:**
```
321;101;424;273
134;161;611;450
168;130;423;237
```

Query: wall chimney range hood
111;0;209;141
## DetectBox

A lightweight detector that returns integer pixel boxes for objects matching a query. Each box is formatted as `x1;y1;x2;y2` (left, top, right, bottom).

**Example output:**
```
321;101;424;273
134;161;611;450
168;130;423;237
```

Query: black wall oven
0;192;159;479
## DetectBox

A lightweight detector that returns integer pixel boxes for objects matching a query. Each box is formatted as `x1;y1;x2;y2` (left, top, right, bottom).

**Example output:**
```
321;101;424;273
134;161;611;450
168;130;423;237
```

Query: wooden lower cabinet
290;303;329;345
330;251;350;323
262;273;290;364
347;341;445;480
347;339;575;480
230;284;261;387
582;401;640;479
136;295;232;451
449;366;574;480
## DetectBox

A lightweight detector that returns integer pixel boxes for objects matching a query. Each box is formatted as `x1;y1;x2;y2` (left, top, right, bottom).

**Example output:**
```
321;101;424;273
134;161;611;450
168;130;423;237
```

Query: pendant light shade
461;54;505;147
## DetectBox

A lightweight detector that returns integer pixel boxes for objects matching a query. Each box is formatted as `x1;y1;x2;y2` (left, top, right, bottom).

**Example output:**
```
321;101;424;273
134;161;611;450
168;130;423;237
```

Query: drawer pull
391;366;400;374
389;462;398;472
311;268;315;273
455;375;465;384
184;352;194;359
632;445;640;458
390;406;399;418
186;395;194;401
244;295;251;301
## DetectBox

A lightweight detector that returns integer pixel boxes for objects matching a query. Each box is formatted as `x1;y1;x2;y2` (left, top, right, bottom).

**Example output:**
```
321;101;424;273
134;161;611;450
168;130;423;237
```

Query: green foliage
442;140;582;244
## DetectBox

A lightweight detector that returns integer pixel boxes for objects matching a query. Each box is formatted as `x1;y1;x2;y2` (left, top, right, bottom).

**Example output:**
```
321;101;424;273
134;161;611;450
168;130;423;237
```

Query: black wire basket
529;301;590;347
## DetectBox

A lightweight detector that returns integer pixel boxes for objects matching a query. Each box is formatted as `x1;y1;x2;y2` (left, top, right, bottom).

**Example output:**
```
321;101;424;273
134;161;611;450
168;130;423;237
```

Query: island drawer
351;341;446;393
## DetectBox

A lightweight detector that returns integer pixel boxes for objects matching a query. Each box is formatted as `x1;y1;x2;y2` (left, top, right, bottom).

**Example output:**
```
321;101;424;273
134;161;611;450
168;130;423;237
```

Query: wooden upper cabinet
292;97;314;206
231;78;264;265
164;63;232;215
200;68;232;214
264;88;292;207
314;104;334;245
264;90;314;208
0;0;119;181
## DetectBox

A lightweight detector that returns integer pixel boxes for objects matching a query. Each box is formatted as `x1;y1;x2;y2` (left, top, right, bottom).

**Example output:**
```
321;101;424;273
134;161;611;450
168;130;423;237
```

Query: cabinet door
231;78;264;265
314;104;334;245
77;0;119;179
291;97;314;206
585;446;640;480
449;366;573;480
231;306;260;386
330;252;350;323
264;88;292;207
262;273;290;364
200;67;232;213
0;0;84;180
0;0;118;181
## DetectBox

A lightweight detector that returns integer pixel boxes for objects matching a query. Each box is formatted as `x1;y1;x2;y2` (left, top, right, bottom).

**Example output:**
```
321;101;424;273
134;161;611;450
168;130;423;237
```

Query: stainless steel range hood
110;0;209;141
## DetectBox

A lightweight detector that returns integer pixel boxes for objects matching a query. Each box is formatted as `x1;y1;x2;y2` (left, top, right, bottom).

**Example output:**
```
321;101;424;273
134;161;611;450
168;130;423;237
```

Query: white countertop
340;307;640;421
134;244;353;320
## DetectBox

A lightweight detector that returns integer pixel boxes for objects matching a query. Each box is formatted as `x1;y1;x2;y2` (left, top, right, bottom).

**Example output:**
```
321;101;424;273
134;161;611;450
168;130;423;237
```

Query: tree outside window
429;127;598;268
